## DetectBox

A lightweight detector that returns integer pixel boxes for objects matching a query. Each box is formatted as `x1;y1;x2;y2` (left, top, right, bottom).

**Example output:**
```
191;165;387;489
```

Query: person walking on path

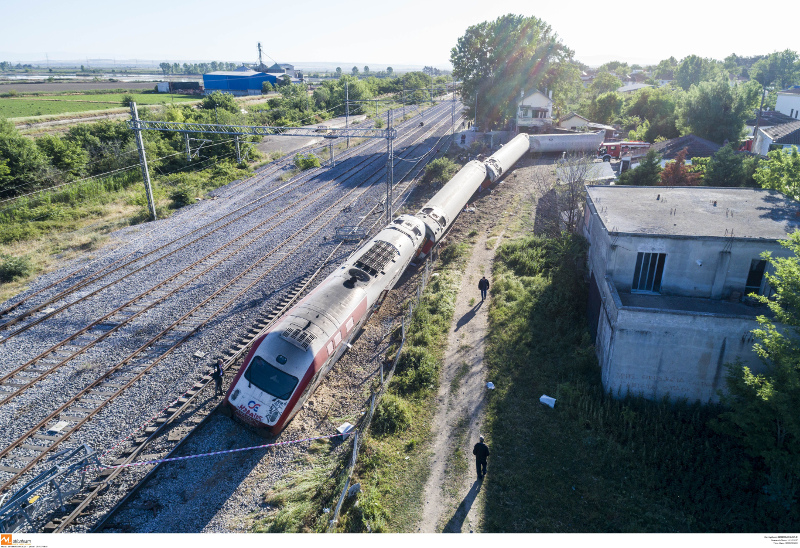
212;358;225;397
478;276;490;302
473;435;490;480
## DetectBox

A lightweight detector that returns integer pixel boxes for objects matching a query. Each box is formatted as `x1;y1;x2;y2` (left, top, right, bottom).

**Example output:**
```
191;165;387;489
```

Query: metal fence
327;250;437;532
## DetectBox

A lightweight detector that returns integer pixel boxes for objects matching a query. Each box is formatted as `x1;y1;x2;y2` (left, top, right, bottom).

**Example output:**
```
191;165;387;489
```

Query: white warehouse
583;186;800;403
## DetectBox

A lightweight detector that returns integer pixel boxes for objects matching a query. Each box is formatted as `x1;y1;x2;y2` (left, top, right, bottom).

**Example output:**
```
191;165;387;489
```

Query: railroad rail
0;102;462;511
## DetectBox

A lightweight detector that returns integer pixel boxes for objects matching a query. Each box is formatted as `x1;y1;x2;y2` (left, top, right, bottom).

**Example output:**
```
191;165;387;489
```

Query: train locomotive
222;134;529;434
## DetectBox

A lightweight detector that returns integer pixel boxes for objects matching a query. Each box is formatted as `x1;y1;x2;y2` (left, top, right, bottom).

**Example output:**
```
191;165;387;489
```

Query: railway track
0;101;463;525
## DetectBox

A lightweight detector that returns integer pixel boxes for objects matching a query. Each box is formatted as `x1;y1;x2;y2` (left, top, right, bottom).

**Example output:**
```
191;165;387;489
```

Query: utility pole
386;109;393;223
235;135;242;163
451;78;455;135
345;81;350;148
130;102;157;221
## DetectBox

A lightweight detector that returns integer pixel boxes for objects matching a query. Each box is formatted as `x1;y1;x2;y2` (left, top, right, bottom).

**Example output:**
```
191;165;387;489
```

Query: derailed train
221;133;530;434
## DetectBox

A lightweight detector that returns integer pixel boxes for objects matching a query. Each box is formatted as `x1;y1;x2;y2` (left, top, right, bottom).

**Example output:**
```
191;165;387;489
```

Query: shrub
423;157;458;185
169;184;198;209
393;346;439;394
372;393;411;434
121;94;135;106
0;254;32;283
294;153;321;171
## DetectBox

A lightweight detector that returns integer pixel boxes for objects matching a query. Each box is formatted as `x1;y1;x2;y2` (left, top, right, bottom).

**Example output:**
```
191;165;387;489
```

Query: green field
0;92;198;118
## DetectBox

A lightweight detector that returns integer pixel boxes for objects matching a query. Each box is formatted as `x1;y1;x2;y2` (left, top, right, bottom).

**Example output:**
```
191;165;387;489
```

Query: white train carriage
484;133;530;183
224;215;426;434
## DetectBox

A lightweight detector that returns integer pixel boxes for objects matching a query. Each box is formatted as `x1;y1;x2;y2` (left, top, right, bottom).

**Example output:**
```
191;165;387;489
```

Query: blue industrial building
203;69;278;96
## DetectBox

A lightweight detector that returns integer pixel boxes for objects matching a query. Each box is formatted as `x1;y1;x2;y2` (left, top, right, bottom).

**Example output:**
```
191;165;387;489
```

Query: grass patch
253;459;339;533
0;92;197;118
485;237;496;250
337;240;469;532
0;161;252;303
481;233;798;532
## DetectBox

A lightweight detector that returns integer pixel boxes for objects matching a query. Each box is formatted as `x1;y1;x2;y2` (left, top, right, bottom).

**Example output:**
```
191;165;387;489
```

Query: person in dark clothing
212;358;224;397
473;435;490;480
478;276;490;302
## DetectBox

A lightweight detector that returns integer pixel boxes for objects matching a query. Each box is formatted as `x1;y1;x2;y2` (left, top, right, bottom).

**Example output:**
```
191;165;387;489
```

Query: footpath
416;162;532;532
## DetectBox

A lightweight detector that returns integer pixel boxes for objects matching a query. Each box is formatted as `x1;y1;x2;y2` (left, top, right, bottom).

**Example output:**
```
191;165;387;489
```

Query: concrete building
775;86;800;120
516;90;553;133
583;186;800;403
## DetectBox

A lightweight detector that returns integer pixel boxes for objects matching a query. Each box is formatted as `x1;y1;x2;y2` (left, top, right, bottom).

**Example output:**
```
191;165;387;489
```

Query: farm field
0;92;198;118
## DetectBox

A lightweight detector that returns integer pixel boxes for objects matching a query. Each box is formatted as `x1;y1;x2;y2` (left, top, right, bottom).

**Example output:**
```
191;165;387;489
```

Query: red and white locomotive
222;134;530;434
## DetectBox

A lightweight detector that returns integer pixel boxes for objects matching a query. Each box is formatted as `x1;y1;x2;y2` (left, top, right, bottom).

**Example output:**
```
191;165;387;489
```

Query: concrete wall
594;276;764;403
583;200;788;300
776;92;800;119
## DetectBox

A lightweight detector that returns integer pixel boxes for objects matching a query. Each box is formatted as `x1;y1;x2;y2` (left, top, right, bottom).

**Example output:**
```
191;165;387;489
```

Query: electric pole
386;109;393;224
130;102;157;221
345;81;350;148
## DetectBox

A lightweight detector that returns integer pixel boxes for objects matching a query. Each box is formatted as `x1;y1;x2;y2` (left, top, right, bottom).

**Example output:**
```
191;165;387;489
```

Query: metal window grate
632;252;666;293
281;327;316;350
354;240;399;276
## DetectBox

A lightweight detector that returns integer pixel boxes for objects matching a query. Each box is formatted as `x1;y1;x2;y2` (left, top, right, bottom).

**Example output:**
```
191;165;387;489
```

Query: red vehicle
598;141;650;162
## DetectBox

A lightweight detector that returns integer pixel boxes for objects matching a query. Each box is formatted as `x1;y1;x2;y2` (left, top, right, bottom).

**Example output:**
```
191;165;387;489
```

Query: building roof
746;110;796;127
586;186;800;240
651;134;720;160
561;112;589;122
762;120;800;145
779;86;800;95
616;83;652;93
205;70;263;77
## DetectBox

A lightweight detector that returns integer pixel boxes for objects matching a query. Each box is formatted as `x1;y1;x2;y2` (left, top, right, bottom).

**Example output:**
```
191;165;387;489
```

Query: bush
372;393;411;434
423;157;458;185
0;254;32;283
169;184;198;209
294;153;321;171
393;346;439;394
121;93;135;106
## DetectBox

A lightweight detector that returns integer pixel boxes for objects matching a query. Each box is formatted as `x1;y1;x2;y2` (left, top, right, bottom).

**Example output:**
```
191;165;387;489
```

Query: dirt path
417;164;532;533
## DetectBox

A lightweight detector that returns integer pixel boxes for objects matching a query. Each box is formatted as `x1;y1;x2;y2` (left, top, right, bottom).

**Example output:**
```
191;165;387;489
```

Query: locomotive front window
244;356;299;400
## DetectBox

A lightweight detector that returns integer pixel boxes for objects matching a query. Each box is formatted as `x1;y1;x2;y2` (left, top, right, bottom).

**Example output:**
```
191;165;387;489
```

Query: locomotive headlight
232;389;240;401
276;355;287;365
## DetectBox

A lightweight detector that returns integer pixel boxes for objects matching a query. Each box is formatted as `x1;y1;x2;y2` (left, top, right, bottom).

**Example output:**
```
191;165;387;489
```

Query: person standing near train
212;358;224;397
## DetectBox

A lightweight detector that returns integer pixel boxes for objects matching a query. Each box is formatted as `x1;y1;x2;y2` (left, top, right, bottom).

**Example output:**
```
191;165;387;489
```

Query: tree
718;230;800;512
660;148;699;186
675;55;719;90
335;67;342;78
618;149;662;186
676;76;753;144
588;91;623;124
704;144;748;187
159;62;171;76
598;61;629;79
363;66;369;75
653;56;678;80
351;66;359;76
262;81;273;94
623;86;681;141
751;50;800;90
0;118;48;196
530;153;593;236
450;14;573;129
201;90;239;114
35;134;88;177
386;67;393;76
589;70;622;96
755;146;800;200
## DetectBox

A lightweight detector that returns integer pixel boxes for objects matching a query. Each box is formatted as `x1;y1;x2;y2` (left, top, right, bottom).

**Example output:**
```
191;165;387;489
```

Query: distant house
775;86;800;120
650;134;720;166
616;82;652;94
745;110;796;136
516;90;553;133
583;185;800;403
559;112;590;131
753;120;800;156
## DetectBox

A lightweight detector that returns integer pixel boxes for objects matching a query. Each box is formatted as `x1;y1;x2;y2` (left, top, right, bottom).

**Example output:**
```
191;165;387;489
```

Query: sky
2;0;797;69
